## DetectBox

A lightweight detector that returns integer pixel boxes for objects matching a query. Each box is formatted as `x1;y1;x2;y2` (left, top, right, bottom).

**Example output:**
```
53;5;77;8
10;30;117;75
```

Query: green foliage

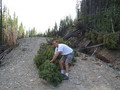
77;0;120;34
18;23;24;38
2;6;18;45
85;30;99;44
34;43;62;86
80;0;120;50
25;31;29;38
0;7;2;45
103;33;120;50
45;16;74;37
39;60;63;86
85;31;120;50
2;5;38;43
29;27;37;37
53;37;72;47
34;43;54;68
36;33;46;37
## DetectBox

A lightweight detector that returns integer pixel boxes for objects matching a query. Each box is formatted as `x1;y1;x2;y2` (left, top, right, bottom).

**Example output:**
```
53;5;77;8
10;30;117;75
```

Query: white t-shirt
55;44;73;55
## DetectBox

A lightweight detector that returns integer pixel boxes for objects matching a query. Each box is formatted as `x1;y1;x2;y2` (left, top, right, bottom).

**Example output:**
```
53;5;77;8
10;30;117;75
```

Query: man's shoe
63;76;69;80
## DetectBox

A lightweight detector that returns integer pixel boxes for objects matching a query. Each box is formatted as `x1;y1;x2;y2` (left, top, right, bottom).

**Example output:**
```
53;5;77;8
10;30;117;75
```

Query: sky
3;0;77;34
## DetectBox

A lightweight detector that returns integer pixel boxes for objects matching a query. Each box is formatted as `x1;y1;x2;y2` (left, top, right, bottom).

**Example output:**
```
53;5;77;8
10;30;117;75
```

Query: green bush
85;30;99;44
34;43;62;86
103;33;120;50
85;31;120;50
39;60;63;86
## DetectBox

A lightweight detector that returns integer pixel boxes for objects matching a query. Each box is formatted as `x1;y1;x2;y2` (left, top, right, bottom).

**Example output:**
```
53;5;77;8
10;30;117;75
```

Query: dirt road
0;37;120;90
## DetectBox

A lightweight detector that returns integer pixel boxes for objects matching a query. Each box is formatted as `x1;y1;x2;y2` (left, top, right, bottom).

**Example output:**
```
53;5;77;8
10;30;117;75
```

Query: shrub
103;32;120;50
85;31;120;50
39;60;63;86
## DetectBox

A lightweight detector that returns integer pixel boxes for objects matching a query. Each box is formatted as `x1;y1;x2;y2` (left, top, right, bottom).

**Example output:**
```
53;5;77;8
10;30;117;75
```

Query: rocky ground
0;37;120;90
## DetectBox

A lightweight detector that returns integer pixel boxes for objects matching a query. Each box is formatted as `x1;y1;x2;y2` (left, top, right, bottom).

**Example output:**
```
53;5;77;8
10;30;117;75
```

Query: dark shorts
60;52;74;63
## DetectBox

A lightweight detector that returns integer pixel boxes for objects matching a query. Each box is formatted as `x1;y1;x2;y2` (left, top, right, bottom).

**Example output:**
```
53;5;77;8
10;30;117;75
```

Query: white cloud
3;0;76;33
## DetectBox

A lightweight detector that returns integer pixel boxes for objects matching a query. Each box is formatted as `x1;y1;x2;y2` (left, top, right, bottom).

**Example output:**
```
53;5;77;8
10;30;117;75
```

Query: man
50;39;74;80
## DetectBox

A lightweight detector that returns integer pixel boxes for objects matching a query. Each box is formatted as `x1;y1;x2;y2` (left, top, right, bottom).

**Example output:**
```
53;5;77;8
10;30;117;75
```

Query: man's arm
50;51;61;62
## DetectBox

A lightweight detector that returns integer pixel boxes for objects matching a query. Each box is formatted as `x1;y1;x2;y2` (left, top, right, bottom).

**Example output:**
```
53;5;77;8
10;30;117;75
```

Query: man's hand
50;51;61;63
50;60;54;63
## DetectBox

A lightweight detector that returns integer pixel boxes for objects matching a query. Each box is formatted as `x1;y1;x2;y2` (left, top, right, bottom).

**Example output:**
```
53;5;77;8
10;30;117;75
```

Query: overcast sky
3;0;77;33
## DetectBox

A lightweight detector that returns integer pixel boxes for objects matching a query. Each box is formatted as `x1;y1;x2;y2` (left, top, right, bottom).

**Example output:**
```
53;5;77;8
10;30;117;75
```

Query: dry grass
3;29;17;46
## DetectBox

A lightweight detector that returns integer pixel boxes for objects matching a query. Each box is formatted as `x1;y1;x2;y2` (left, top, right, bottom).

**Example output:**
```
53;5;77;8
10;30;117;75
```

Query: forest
45;0;120;50
0;6;37;46
0;0;120;49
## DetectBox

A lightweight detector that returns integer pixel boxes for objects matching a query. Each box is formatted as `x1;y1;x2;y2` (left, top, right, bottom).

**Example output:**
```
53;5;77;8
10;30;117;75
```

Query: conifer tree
29;27;37;37
0;1;2;45
18;23;24;38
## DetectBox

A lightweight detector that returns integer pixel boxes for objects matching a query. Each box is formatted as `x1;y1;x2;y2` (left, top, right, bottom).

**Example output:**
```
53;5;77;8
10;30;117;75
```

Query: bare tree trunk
110;17;115;33
89;0;92;29
84;0;87;29
99;0;102;26
0;0;2;45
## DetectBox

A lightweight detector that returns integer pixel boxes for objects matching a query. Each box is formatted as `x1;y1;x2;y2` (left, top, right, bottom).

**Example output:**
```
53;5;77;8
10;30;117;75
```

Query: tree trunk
0;0;2;45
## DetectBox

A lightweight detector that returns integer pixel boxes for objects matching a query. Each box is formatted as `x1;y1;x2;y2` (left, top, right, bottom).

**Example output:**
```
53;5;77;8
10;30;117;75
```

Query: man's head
52;39;58;47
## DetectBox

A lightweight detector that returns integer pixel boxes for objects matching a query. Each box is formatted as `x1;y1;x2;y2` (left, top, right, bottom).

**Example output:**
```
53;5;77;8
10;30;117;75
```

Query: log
78;39;91;48
0;43;19;65
0;47;13;65
84;43;104;49
96;54;111;63
63;29;84;40
0;45;8;53
78;43;104;52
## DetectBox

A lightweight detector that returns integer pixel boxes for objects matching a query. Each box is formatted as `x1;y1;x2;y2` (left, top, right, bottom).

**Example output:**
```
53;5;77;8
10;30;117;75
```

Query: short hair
51;39;58;43
47;39;58;45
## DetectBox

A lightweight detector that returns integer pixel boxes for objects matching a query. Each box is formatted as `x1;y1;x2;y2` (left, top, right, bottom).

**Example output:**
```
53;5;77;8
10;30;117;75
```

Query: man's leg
59;60;64;74
62;62;69;80
65;62;69;73
59;56;67;74
64;52;74;80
